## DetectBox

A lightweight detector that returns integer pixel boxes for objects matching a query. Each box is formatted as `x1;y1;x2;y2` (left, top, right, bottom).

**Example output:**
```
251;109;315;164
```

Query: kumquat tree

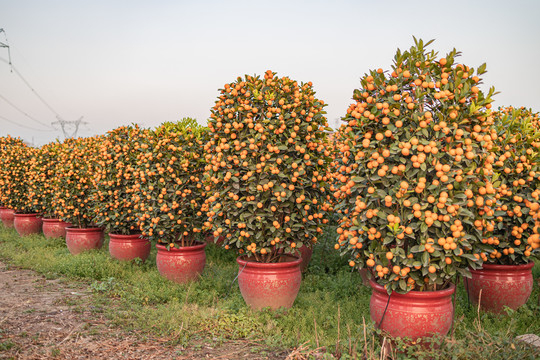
0;139;41;214
0;136;27;208
133;118;209;248
92;125;149;235
33;141;62;218
204;71;334;263
53;136;103;228
333;38;498;293
480;106;540;264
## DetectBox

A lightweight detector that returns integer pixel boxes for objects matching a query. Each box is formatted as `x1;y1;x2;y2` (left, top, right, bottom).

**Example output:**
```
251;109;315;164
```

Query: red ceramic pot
65;227;104;255
0;207;15;228
13;213;43;236
156;242;206;283
464;262;534;313
109;233;151;262
370;279;455;340
237;254;302;310
42;218;71;239
296;245;313;273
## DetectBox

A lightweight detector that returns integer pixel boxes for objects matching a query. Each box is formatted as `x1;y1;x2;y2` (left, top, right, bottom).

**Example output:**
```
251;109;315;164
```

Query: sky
1;0;539;146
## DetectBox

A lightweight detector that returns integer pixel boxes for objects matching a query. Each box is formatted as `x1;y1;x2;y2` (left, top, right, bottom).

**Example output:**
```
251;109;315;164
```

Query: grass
0;225;539;359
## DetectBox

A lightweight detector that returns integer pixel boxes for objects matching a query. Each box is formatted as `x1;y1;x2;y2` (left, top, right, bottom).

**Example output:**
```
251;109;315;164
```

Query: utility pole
51;116;87;139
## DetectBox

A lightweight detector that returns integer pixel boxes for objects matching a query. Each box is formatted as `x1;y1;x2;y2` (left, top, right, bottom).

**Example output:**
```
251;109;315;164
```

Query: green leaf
477;63;487;75
421;251;429;266
399;279;407;291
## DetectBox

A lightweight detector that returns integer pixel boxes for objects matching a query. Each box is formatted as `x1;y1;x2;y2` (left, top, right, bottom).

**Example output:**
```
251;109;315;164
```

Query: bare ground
0;260;291;360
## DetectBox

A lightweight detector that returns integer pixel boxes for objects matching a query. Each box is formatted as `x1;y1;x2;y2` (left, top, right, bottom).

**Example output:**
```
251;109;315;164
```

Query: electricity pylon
51;116;87;139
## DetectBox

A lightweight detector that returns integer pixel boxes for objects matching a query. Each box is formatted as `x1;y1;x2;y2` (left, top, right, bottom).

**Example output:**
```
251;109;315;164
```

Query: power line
0;56;62;119
0;92;54;129
0;29;85;139
0;114;56;132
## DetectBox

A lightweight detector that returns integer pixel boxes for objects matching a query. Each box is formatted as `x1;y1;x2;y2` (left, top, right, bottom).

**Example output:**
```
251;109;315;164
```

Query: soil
0;260;294;360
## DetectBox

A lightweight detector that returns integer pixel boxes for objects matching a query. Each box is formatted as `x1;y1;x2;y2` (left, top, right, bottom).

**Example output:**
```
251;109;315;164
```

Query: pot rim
13;213;40;217
109;232;149;240
109;231;143;236
236;254;302;269
471;262;534;272
65;226;104;232
42;218;70;222
369;278;456;299
156;242;206;252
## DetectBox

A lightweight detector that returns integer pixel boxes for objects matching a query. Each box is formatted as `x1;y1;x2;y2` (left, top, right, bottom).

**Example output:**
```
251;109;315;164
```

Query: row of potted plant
0;76;334;311
0;38;538;342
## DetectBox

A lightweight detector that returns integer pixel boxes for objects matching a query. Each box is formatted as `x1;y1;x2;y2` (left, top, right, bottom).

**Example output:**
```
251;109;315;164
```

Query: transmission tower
0;28;11;68
51;116;87;138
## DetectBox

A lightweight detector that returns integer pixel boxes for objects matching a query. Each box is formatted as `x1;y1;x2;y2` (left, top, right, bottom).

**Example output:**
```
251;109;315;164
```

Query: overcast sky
1;0;539;145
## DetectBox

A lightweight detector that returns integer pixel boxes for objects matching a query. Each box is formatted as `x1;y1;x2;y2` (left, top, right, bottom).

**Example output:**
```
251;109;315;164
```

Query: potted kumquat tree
465;106;540;313
55;136;105;254
134;119;209;283
333;38;497;340
92;125;151;262
204;71;333;310
34;141;71;239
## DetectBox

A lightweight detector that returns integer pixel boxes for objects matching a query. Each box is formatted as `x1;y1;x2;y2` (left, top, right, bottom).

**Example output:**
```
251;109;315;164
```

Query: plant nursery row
0;38;539;342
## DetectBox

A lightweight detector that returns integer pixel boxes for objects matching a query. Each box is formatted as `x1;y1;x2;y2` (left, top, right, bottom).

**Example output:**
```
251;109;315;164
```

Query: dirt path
0;260;290;359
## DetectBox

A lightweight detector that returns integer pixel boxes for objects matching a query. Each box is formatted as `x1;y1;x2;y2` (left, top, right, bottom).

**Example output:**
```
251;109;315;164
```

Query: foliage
53;136;103;228
482;107;540;264
0;136;26;207
332;38;498;293
204;70;334;262
33;141;63;218
134;118;209;247
0;137;41;213
92;125;149;235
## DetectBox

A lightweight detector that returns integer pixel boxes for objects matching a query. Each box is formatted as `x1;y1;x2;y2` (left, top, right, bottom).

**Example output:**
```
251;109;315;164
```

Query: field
0;225;538;359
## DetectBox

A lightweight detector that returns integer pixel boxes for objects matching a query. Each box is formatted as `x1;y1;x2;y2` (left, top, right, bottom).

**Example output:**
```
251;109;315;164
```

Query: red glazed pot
42;218;71;239
370;279;455;340
13;213;43;236
109;233;151;262
295;245;313;273
0;207;15;228
464;262;534;313
156;242;206;283
65;227;104;255
237;254;302;310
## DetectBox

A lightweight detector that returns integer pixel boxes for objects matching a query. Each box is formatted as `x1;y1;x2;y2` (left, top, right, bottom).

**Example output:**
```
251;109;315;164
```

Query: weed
90;277;116;293
0;340;15;351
